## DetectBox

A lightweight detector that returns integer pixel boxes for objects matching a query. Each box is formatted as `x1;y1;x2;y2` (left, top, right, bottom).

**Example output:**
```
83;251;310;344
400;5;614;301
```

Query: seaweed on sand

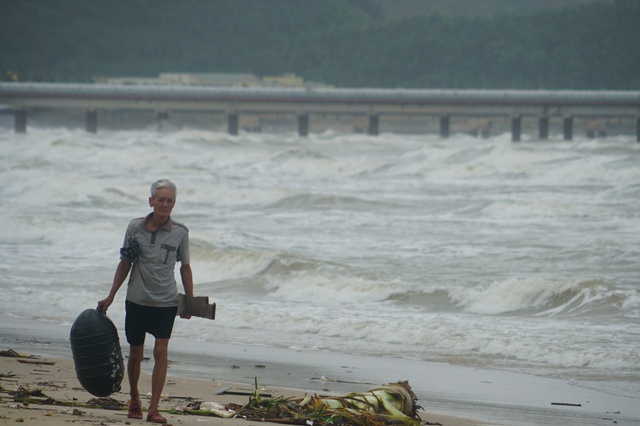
232;380;423;425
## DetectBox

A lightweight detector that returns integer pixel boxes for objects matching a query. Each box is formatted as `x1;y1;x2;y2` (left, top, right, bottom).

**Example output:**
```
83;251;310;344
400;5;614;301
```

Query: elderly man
98;179;193;424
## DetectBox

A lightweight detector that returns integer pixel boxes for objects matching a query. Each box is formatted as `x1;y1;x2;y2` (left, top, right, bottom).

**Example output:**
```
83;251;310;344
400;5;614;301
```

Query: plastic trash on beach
237;380;422;426
175;401;237;418
69;309;124;397
197;401;236;418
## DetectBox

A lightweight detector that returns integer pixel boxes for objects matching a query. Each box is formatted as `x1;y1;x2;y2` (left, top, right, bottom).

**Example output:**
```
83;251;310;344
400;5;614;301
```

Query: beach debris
87;397;126;410
174;401;237;418
310;376;377;386
0;349;39;359
61;408;86;415
214;386;272;398
551;402;582;407
16;359;55;366
6;385;59;406
36;380;66;388
172;380;423;425
235;380;423;426
214;386;232;395
199;401;237;418
11;385;48;398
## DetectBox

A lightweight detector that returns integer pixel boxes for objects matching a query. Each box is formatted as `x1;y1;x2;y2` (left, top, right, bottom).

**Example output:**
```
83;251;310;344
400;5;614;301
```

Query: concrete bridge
1;82;639;140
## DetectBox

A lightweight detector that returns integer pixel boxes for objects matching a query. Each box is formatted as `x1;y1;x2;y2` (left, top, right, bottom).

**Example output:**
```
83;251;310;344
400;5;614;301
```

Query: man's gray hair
150;179;177;198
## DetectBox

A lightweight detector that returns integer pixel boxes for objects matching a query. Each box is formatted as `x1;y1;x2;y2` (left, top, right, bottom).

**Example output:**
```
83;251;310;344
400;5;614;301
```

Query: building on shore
94;72;327;88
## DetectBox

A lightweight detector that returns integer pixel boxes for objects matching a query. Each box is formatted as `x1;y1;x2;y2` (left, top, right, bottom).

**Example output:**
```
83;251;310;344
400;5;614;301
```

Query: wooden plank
177;294;216;320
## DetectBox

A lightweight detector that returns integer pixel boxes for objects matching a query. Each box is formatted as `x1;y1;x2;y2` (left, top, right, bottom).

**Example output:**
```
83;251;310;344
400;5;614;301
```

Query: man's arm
179;264;194;319
180;264;194;296
97;259;132;314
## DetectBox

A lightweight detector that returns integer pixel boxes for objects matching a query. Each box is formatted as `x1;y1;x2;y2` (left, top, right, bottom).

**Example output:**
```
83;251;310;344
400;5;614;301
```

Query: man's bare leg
148;338;169;414
127;344;144;419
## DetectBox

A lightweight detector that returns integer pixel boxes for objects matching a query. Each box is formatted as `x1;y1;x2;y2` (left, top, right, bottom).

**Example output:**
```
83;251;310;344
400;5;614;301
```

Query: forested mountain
371;0;603;20
0;0;637;89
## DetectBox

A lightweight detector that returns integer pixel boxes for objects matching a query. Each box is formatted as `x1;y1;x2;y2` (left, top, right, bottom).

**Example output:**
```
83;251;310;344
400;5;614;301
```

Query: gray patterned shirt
122;213;190;307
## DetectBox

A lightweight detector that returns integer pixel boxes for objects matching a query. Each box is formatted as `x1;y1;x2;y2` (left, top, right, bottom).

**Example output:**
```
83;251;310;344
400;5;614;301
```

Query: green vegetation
1;0;637;89
371;0;600;20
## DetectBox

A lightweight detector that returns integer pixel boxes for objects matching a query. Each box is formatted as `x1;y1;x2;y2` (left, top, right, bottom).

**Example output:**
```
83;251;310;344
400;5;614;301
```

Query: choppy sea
1;118;639;424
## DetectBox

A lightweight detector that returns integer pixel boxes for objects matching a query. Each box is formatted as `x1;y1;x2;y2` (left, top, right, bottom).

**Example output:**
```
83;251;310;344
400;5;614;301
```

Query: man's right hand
96;298;112;314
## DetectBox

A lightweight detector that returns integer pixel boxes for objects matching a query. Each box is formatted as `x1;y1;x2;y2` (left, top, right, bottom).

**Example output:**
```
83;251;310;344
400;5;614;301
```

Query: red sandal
146;410;167;424
127;400;143;420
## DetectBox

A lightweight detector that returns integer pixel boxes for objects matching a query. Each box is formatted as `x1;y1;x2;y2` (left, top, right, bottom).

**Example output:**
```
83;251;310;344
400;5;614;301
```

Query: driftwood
215;386;272;397
16;359;56;366
0;349;38;359
1;350;54;365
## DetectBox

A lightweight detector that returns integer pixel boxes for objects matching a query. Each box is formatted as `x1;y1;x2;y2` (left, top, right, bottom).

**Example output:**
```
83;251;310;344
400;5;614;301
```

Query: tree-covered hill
1;0;637;89
280;0;639;89
372;0;602;20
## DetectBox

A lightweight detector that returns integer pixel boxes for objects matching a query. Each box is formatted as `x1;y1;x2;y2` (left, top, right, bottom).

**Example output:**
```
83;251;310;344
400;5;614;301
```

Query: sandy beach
0;349;480;426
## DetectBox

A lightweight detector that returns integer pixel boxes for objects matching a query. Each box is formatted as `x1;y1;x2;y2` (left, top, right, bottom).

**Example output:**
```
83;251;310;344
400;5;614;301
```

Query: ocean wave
11;156;54;170
192;241;639;319
266;192;384;211
191;242;415;305
269;147;329;162
448;277;637;317
190;241;277;283
481;200;615;218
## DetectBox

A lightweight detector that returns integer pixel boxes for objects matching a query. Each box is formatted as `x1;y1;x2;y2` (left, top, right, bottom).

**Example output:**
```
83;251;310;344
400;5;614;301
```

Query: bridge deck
1;82;639;139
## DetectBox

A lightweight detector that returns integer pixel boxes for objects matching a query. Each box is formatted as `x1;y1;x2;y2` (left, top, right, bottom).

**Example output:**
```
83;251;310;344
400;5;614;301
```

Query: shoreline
0;351;477;426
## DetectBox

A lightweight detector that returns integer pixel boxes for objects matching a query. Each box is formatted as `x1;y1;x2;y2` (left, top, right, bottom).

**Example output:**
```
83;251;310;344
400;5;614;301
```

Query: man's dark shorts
125;300;178;346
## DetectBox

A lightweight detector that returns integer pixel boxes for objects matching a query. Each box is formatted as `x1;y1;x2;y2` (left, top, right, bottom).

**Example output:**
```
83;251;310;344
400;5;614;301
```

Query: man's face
149;187;175;219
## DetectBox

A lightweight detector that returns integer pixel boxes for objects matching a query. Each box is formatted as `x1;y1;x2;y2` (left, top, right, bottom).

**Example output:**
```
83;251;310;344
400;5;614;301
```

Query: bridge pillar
227;113;238;135
86;110;97;133
439;116;450;138
298;114;309;137
157;111;169;132
14;108;26;133
563;117;573;140
538;117;549;140
368;115;379;136
367;114;380;136
511;116;521;142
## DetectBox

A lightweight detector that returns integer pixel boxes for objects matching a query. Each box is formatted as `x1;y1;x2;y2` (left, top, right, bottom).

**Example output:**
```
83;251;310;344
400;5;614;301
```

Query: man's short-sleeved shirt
122;213;190;307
